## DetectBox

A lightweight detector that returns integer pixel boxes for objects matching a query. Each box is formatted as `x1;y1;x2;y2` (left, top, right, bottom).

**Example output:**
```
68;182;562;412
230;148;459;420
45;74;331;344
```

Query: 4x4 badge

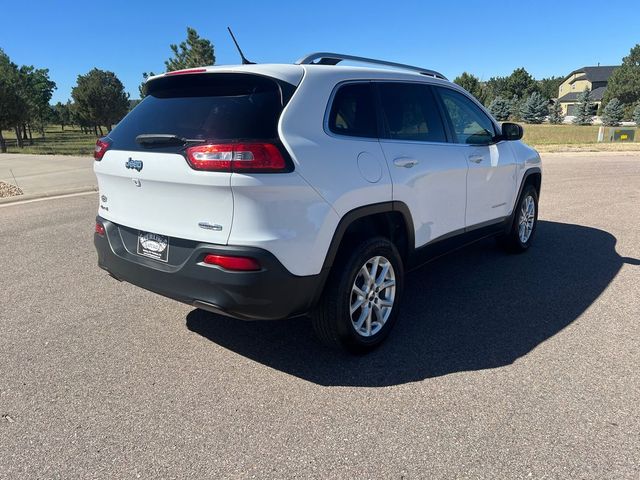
125;158;143;172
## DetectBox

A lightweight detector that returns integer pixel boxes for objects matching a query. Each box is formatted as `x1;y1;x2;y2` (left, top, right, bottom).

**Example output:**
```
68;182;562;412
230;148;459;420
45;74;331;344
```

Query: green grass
522;123;639;146
1;123;639;156
1;126;97;156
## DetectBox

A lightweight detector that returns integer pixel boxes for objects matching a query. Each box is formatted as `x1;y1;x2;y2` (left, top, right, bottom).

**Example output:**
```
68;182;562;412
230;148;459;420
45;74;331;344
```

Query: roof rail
295;52;448;80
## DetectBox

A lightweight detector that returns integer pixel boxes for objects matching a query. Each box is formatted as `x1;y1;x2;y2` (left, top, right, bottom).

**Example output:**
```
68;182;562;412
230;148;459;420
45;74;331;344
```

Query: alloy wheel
518;194;536;243
349;256;396;337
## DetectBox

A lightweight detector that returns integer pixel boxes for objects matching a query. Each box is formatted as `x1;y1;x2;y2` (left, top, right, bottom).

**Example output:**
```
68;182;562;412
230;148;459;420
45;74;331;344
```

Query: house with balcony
557;66;619;115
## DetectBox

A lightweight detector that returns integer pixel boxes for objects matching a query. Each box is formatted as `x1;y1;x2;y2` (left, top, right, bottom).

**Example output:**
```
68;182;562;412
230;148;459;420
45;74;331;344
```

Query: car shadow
186;221;637;387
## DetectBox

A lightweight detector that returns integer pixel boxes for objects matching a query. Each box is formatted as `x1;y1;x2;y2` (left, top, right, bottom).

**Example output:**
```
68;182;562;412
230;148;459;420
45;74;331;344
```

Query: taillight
94;138;111;160
203;254;261;271
95;222;105;236
185;143;286;172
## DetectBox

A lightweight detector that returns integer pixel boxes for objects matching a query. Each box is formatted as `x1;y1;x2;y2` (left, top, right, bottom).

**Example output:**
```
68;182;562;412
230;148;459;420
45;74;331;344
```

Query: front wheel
311;237;404;353
498;184;539;253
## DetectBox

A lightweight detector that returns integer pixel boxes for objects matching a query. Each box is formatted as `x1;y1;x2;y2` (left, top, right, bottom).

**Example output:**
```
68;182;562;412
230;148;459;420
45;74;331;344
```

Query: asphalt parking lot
1;153;638;478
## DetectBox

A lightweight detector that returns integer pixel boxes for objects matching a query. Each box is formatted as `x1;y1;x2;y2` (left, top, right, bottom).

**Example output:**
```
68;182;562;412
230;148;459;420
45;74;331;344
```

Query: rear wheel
499;184;539;253
311;237;404;353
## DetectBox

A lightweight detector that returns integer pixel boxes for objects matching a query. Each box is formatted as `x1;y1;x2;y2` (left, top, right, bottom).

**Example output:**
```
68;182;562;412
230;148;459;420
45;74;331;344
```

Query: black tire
311;237;404;353
498;184;539;253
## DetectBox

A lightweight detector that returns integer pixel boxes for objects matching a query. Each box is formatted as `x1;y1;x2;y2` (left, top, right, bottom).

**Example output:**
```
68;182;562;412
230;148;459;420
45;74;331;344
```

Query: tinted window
378;82;447;142
437;88;496;145
378;83;446;143
108;73;287;152
328;83;377;138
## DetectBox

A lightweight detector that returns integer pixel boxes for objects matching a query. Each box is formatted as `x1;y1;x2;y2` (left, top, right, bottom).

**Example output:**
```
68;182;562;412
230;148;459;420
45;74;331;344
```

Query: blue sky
1;0;637;103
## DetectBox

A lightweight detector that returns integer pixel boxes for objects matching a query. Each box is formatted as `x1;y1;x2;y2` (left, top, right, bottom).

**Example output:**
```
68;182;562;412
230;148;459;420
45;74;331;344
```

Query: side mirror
501;122;523;141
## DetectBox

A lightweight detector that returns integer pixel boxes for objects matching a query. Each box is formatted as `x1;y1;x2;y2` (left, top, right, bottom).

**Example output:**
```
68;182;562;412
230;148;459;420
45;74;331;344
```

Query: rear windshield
108;73;291;152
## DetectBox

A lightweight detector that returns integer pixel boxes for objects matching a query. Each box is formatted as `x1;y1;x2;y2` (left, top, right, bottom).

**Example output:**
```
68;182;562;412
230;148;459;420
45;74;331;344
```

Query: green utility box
609;129;635;142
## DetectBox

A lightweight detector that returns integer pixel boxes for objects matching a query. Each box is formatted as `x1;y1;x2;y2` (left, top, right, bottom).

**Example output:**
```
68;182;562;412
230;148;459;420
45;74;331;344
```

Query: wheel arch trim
321;201;415;272
309;202;415;308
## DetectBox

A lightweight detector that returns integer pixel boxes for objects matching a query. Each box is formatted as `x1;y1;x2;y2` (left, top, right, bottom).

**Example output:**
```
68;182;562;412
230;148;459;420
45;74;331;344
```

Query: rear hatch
94;71;296;245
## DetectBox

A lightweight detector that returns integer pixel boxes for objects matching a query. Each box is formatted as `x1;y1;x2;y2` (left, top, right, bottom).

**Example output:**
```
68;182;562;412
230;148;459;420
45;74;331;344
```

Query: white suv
94;53;541;353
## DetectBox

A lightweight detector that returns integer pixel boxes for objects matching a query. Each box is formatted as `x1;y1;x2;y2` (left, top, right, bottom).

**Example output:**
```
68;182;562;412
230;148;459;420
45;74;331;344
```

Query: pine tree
488;97;511;121
631;103;640;126
548;101;565;124
601;98;624;126
520;92;549;124
453;72;486;104
165;27;215;72
572;88;594;125
139;27;215;98
509;95;522;121
602;44;640;107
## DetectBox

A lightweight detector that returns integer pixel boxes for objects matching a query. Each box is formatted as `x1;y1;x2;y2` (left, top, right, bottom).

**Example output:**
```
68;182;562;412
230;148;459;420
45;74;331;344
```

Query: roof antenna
227;27;254;65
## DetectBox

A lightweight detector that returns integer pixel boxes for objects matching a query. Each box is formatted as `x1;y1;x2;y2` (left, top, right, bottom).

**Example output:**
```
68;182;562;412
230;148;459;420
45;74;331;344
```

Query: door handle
393;158;419;168
468;155;484;164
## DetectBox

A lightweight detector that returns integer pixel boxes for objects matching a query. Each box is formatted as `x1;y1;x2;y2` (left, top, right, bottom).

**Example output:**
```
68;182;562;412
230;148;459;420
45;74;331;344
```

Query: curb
539;150;640;157
0;185;98;205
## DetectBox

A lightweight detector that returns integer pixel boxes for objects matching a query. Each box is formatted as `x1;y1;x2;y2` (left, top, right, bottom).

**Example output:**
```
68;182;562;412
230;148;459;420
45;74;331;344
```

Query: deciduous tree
53;101;72;130
19;66;56;140
0;49;28;150
71;68;129;134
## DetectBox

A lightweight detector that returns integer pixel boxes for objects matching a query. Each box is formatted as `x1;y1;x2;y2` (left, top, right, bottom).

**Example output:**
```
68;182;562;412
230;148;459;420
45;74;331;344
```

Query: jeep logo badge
125;158;143;172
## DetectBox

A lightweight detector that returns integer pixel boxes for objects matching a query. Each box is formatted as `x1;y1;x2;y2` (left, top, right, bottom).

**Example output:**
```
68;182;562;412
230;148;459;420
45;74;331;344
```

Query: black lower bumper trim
94;216;322;320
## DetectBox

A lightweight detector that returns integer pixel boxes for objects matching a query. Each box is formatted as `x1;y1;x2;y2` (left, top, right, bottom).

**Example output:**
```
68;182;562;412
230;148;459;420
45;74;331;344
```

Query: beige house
557;66;618;115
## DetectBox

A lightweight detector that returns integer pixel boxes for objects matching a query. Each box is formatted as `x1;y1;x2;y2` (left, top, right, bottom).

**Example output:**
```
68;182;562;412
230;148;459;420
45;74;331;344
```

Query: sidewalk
0;153;96;203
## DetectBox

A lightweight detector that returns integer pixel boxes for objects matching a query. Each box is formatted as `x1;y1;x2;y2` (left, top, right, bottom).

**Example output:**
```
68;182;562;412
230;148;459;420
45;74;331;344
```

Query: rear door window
327;83;378;138
377;82;447;143
107;73;290;152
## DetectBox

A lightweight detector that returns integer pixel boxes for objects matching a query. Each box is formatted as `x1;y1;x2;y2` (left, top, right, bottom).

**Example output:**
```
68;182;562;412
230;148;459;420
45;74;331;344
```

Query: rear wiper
135;134;206;147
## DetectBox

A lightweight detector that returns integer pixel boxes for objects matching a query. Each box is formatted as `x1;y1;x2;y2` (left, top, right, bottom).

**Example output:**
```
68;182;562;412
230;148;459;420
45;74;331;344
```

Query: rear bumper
94;217;322;320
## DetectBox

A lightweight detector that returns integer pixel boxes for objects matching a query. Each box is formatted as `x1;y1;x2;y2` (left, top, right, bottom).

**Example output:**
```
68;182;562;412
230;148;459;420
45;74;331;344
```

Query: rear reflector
95;222;105;236
165;68;207;76
94;138;111;160
203;254;261;271
185;143;286;172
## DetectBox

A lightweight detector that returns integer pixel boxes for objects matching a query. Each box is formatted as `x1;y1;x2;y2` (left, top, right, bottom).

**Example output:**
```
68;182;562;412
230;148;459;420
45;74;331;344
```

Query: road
1;153;639;479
